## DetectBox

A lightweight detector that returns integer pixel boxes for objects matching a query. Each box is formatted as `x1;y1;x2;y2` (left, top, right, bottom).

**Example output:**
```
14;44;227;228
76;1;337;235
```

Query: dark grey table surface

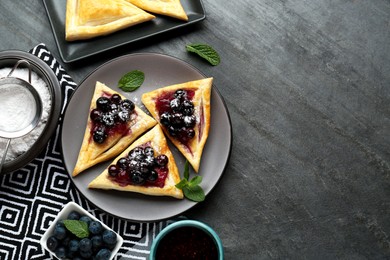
1;0;389;259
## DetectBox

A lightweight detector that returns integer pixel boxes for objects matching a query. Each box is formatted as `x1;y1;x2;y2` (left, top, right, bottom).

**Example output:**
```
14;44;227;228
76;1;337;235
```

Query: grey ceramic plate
43;0;206;63
61;53;232;221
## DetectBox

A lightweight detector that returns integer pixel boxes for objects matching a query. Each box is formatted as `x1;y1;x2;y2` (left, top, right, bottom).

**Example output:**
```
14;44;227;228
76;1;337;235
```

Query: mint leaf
176;160;205;202
175;179;188;189
118;70;145;92
183;160;190;180
63;220;89;238
186;43;220;66
189;176;202;187
183;185;205;202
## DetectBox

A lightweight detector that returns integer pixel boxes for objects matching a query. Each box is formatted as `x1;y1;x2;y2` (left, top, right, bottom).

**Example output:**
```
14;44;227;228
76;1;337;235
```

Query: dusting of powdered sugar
0;67;52;162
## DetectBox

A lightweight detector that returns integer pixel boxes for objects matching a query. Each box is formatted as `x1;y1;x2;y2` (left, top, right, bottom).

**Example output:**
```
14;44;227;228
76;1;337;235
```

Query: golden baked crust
126;0;188;21
88;125;184;199
65;0;155;41
72;81;156;176
141;78;212;172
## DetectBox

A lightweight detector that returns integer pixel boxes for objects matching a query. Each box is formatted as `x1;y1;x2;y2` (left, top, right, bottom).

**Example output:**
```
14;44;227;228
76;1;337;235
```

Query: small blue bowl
150;220;224;260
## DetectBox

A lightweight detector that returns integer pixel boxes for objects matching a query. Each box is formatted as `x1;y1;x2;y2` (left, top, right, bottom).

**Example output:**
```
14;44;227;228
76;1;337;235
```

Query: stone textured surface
0;0;389;259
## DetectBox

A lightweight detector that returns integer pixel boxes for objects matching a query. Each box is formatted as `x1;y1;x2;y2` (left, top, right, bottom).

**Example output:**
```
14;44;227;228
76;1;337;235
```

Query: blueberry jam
155;226;219;260
108;144;169;188
155;89;197;145
90;93;135;144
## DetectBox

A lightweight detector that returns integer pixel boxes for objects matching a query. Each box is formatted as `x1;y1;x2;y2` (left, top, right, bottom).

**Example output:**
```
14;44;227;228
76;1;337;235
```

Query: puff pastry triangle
89;125;184;199
126;0;188;21
65;0;156;41
142;78;212;172
72;81;156;176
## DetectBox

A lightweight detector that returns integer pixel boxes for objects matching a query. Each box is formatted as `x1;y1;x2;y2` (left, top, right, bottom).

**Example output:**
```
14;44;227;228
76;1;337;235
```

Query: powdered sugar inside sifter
0;59;42;174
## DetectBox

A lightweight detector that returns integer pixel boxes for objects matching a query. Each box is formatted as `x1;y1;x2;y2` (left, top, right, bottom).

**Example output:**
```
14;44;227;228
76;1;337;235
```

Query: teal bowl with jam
150;220;224;260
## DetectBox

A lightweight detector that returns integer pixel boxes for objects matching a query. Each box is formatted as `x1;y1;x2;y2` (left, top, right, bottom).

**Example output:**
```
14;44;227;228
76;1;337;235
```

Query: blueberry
91;235;103;250
69;239;79;252
90;109;102;122
95;248;112;260
61;236;71;247
47;236;59;251
170;98;181;111
120;99;135;111
108;165;120;177
79;215;92;225
110;94;122;104
93;126;107;144
144;155;155;168
96;97;111;112
184;115;196;127
117;158;129;170
102;113;115;126
156;155;168;166
89;221;104;235
55;220;65;229
118;110;130;122
102;230;117;245
148;170;158;182
53;226;67;240
171;113;184;126
79;237;92;252
80;249;93;259
168;125;177;136
174;89;187;99
128;147;144;159
55;246;67;259
160;112;171;126
144;146;154;156
131;170;145;185
67;210;81;220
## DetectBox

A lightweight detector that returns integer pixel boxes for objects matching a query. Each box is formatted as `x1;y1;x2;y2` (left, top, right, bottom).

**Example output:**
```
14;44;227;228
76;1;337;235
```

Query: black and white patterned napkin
0;44;175;259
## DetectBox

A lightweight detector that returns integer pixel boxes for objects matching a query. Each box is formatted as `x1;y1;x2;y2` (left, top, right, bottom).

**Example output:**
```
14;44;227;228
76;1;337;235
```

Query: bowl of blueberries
40;202;123;260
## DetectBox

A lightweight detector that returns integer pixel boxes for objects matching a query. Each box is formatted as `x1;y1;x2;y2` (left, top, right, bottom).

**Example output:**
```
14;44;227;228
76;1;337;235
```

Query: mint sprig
175;161;205;202
186;43;220;66
118;70;145;92
63;220;89;238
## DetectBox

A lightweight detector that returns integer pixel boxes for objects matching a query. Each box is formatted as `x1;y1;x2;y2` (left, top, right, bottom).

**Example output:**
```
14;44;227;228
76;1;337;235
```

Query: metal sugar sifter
0;59;42;174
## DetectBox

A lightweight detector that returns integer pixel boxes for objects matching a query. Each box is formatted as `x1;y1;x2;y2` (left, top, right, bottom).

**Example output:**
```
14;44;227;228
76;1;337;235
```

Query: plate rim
60;52;232;221
42;0;206;63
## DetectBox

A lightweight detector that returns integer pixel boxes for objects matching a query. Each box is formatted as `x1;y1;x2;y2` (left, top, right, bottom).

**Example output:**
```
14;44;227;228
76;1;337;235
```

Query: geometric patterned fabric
0;44;174;260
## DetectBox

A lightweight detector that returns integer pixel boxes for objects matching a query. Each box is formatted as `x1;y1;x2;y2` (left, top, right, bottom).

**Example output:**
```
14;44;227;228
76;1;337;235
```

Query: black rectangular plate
42;0;206;63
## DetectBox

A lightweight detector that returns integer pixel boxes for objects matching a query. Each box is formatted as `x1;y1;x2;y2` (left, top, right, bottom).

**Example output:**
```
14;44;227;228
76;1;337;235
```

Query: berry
89;221;104;235
96;97;111;112
117;158;129;170
111;94;121;104
131;171;145;185
184;115;196;127
95;248;112;260
160;112;171;126
69;239;79;252
144;147;154;156
55;246;67;259
156;155;168;166
79;238;92;252
120;99;135;111
174;89;187;99
67;210;81;220
93;126;107;144
79;215;92;225
90;109;102;122
91;235;103;250
80;249;93;259
108;165;120;177
170;98;181;111
102;230;117;245
47;236;59;251
148;170;158;182
54;226;67;240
